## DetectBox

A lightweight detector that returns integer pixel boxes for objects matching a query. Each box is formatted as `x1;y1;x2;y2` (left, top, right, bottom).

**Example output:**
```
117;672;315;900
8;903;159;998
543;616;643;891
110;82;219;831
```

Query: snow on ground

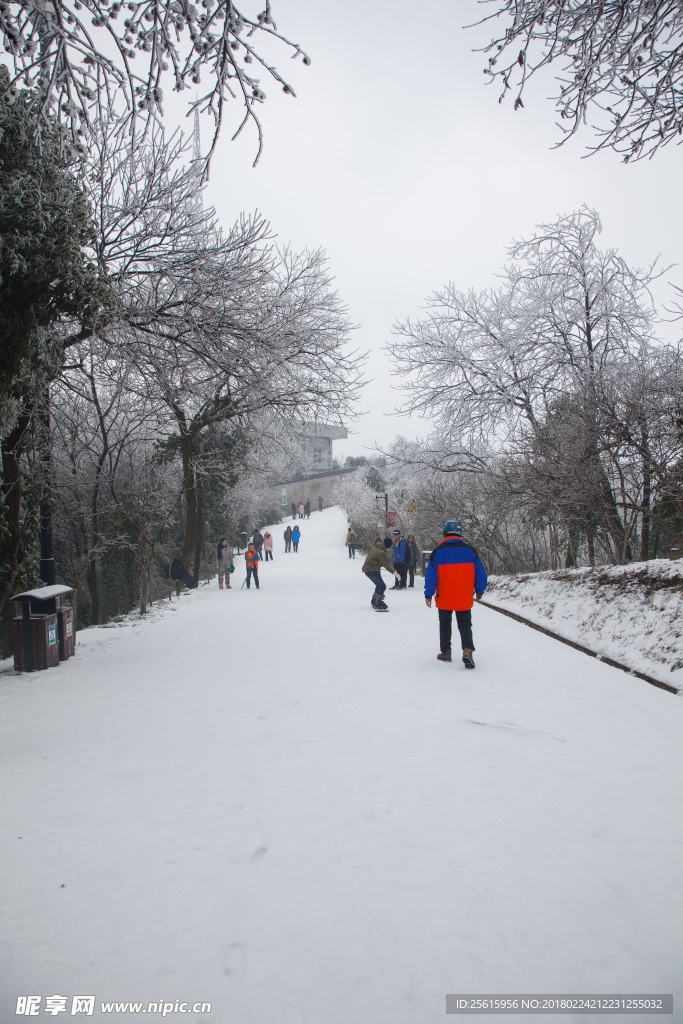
485;561;683;691
1;507;682;1024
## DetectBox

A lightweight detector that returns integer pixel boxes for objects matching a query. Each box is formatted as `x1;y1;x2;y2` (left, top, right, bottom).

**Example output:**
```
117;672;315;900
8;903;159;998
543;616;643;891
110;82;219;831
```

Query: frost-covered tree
474;0;683;161
0;0;309;163
389;208;675;565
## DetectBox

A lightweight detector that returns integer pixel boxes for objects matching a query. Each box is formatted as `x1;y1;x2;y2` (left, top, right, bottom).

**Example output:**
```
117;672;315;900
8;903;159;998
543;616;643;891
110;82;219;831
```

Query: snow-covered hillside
1;508;681;1023
485;560;683;692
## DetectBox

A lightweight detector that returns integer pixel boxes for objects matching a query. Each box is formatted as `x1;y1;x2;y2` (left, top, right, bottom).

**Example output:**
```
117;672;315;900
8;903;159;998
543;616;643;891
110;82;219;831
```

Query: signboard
281;491;287;506
66;620;73;637
408;500;418;512
387;511;396;526
48;624;57;645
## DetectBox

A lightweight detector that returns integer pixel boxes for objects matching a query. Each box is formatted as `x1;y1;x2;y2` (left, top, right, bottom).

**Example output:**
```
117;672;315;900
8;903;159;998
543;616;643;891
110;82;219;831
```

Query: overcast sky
175;0;683;462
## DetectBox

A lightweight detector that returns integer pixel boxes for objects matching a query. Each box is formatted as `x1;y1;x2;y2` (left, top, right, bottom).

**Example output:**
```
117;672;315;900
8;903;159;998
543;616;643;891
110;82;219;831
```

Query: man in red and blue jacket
424;520;487;669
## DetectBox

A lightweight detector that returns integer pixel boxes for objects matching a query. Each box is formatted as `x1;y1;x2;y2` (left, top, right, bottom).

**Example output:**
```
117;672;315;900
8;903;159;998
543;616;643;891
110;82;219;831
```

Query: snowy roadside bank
485;560;683;692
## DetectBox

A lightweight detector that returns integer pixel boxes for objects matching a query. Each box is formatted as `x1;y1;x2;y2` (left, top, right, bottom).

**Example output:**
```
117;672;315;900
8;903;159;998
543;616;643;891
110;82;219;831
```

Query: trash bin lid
11;585;74;603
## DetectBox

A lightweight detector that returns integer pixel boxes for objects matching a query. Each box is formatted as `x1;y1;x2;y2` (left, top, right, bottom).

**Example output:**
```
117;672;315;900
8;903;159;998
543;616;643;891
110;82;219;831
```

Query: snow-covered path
2;507;681;1023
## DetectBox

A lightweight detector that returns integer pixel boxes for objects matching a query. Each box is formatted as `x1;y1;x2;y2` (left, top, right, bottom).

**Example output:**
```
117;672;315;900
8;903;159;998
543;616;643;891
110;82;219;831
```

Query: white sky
170;0;683;462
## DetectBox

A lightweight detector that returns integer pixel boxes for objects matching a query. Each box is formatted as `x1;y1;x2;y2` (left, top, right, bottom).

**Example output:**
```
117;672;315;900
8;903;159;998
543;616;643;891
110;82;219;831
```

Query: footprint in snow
250;846;268;863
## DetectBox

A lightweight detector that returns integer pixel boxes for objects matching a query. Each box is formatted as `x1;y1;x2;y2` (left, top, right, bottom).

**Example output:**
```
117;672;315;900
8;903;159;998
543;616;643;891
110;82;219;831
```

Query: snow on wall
485;559;683;691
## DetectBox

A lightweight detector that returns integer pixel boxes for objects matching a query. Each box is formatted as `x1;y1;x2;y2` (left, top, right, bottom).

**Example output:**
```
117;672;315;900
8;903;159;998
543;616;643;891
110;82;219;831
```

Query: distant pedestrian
390;529;408;589
405;534;419;587
292;525;301;552
253;529;264;557
284;525;292;552
362;537;398;611
263;531;274;561
215;538;234;589
318;495;323;512
424;520;487;669
291;501;297;520
245;543;261;589
304;499;311;518
297;500;304;519
345;526;357;559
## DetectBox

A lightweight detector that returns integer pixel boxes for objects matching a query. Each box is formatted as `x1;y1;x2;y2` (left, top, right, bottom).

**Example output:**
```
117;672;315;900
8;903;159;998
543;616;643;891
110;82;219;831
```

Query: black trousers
438;608;474;652
394;563;407;587
264;550;273;560
407;565;415;586
246;567;259;588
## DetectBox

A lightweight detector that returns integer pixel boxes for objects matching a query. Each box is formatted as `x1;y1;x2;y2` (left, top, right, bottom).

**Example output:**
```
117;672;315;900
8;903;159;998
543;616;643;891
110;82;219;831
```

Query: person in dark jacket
405;534;419;587
245;543;261;588
345;526;357;558
284;525;292;553
390;530;408;589
304;499;311;518
362;538;399;609
318;495;323;512
424;520;487;669
291;501;297;520
253;530;264;557
216;538;234;589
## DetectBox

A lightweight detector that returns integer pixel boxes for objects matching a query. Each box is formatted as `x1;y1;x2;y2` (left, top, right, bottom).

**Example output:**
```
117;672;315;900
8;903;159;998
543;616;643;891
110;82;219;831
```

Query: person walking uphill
345;526;357;559
304;499;311;519
245;543;261;589
424;520;487;668
291;525;301;552
216;538;234;589
284;525;292;553
253;529;264;558
318;495;323;512
262;531;274;561
362;538;399;611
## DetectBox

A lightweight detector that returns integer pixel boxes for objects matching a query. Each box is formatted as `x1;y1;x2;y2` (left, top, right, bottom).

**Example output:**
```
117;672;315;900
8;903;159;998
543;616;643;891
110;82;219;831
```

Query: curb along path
479;599;679;696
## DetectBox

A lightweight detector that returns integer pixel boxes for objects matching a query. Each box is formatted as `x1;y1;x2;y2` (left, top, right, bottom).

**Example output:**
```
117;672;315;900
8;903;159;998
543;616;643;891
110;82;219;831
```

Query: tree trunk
586;529;595;567
179;433;197;578
192;477;204;582
38;397;56;586
640;452;651;562
87;554;100;625
0;413;31;656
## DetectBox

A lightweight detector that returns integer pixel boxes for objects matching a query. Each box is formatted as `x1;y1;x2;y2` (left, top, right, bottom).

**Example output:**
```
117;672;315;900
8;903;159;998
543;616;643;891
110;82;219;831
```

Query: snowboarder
390;529;408;589
318;495;323;512
424;520;487;669
304;499;311;519
253;529;264;557
405;534;419;587
291;525;301;552
362;538;399;611
245;543;261;589
345;526;357;559
284;525;292;552
263;531;274;561
216;538;234;589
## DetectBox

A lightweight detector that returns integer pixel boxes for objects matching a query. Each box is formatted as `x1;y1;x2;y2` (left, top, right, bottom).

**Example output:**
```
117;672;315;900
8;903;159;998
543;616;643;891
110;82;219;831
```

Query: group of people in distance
216;512;488;669
291;496;324;519
359;520;487;670
214;502;315;592
215;528;280;591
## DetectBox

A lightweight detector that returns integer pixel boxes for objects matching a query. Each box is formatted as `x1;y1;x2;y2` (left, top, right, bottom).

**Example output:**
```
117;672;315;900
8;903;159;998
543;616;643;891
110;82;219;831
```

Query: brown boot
437;650;452;662
462;649;475;669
